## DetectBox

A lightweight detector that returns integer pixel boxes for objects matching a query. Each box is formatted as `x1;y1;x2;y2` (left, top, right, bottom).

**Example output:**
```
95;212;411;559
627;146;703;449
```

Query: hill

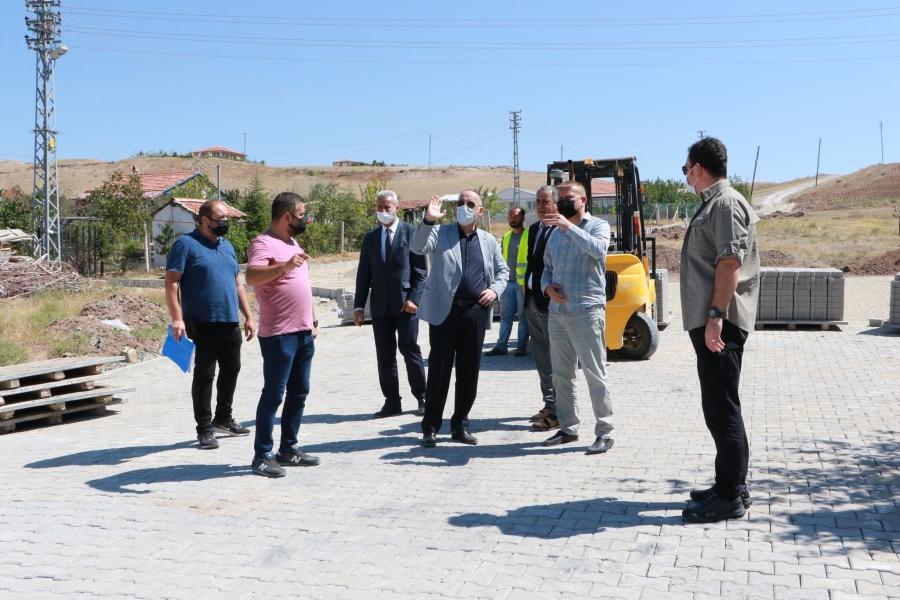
791;162;900;211
0;157;548;201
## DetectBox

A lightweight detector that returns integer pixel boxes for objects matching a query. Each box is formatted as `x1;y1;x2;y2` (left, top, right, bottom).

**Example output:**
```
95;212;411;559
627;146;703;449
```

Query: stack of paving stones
757;267;845;329
652;268;671;326
0;357;133;433
891;273;900;326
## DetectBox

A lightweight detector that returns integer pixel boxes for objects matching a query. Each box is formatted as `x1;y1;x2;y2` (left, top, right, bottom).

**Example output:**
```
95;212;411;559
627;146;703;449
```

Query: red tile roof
191;146;246;158
170;198;246;219
73;171;201;200
591;180;617;196
398;199;429;210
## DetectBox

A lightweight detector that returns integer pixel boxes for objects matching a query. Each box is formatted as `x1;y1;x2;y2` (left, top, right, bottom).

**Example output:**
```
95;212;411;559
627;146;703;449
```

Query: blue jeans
254;330;315;457
495;281;529;352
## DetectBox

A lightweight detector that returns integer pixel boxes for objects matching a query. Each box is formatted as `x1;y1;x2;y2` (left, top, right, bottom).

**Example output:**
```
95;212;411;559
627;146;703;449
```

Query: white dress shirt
355;218;401;313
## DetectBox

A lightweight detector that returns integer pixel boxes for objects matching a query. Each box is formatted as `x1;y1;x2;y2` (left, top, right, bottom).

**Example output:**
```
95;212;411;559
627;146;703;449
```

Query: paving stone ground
2;289;899;600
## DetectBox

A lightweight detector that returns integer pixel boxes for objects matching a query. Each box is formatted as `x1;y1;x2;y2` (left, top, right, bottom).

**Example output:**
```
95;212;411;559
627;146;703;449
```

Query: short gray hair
536;185;557;201
375;190;398;203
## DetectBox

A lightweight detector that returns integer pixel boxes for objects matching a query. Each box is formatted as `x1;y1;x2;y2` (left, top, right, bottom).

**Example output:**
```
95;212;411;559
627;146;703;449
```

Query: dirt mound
48;316;163;358
793;163;900;211
655;245;682;273
760;250;795;267
850;248;900;275
649;226;684;241
80;294;169;330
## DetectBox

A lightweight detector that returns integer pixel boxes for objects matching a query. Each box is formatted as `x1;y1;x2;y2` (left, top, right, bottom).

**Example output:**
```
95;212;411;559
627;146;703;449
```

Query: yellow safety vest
501;229;529;286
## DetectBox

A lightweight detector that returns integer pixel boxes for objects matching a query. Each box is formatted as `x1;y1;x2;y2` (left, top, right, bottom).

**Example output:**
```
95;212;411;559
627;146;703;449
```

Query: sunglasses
456;200;478;209
681;164;694;175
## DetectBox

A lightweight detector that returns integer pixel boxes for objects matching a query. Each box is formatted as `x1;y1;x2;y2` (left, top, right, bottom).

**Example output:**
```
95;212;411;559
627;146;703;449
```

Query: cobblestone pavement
2;304;899;599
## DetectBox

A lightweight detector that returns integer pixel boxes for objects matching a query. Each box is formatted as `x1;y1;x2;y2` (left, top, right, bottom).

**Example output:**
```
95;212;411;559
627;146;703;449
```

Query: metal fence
61;219;103;277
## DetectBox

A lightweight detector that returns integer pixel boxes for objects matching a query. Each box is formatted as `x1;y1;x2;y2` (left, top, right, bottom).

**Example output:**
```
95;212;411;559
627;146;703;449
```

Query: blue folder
161;325;196;373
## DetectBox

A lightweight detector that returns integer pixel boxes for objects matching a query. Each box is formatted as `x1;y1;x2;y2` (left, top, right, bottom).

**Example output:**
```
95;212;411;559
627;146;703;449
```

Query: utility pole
880;121;884;164
698;130;706;139
26;0;66;264
560;145;563;161
216;164;221;201
750;146;760;203
242;131;247;159
510;110;521;207
428;133;431;169
815;138;822;186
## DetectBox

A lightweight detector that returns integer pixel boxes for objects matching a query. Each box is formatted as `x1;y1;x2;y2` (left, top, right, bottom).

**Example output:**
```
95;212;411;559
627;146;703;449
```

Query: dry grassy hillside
0;157;548;201
792;162;900;211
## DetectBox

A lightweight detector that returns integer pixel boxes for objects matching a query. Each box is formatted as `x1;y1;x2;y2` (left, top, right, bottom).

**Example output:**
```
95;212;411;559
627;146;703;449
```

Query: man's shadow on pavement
25;441;196;469
449;497;685;538
85;464;249;494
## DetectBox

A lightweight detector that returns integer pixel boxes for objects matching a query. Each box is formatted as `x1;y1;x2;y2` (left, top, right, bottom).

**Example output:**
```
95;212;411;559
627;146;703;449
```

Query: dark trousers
372;311;426;409
689;320;750;501
191;322;242;434
254;331;315;457
422;302;490;435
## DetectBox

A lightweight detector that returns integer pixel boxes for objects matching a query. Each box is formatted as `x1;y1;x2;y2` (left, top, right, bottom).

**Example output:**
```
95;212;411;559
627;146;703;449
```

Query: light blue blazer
410;222;509;328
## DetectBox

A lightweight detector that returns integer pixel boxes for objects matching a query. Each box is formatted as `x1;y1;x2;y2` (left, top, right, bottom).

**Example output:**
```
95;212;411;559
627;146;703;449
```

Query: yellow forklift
547;157;660;360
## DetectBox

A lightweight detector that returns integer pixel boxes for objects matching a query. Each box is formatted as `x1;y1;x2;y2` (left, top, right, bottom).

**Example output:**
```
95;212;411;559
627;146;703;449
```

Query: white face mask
685;165;698;195
456;204;477;226
376;211;395;225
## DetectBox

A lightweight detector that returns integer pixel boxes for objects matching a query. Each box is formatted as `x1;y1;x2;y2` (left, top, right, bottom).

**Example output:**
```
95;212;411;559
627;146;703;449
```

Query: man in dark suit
524;185;559;432
354;190;428;418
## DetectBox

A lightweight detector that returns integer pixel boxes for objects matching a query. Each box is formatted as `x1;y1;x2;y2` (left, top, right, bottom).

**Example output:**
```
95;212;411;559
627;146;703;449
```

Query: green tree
303;182;368;256
0;186;33;232
643;177;690;204
239;175;271;237
83;171;149;259
476;186;508;226
153;221;176;257
729;175;752;200
169;174;220;201
358;175;394;219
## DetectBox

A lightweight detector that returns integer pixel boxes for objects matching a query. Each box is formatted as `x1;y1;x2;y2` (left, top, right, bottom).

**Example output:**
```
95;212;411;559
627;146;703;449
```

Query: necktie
384;227;392;263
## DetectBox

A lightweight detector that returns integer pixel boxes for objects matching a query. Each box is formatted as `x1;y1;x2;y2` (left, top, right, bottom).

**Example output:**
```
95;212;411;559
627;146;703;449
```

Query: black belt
452;298;478;306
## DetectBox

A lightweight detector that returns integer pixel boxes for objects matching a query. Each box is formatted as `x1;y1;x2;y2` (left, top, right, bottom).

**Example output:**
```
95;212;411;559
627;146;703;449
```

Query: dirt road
753;174;842;211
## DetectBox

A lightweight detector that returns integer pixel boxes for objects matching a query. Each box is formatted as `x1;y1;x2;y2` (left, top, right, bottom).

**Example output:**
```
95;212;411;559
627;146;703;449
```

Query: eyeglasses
456;200;477;209
681;164;694;175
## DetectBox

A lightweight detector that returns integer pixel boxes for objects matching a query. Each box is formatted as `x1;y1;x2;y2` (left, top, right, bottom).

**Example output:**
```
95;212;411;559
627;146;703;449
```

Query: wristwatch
707;307;724;319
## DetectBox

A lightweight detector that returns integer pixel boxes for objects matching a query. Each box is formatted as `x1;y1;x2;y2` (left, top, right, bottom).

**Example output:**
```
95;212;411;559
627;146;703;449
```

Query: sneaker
691;484;752;508
683;491;746;523
276;447;320;467
197;430;219;450
212;417;250;436
251;453;286;478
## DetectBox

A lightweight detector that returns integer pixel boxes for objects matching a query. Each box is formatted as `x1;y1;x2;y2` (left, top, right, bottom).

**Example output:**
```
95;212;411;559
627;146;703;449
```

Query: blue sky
1;1;898;183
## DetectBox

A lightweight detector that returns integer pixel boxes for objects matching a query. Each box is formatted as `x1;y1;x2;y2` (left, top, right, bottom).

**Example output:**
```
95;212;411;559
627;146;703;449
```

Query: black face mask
208;219;229;237
288;215;307;236
557;200;579;219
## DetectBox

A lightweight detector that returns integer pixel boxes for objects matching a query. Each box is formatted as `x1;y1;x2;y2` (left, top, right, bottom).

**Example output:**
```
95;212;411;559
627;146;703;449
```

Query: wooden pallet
0;357;131;433
0;397;124;432
755;320;848;331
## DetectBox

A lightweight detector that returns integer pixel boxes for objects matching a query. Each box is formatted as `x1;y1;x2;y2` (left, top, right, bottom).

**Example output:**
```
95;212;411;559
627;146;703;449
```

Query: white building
150;198;246;267
497;187;537;212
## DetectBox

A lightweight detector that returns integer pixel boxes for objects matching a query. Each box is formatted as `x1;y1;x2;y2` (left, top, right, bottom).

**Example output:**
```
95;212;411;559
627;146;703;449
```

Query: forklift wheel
618;312;660;360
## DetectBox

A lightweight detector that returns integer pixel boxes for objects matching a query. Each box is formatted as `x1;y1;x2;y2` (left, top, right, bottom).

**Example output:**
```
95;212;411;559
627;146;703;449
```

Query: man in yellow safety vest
487;206;530;356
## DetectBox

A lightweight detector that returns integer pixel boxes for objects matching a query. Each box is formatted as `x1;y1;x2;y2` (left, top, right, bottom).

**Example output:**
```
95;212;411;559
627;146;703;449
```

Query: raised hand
425;195;446;222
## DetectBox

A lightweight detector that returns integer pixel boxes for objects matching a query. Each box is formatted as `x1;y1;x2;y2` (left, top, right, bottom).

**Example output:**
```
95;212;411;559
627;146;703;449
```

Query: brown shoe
532;415;560;432
530;408;551;422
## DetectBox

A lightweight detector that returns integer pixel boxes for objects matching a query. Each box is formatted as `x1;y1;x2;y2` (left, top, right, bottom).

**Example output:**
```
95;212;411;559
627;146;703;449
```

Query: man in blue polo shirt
165;199;256;449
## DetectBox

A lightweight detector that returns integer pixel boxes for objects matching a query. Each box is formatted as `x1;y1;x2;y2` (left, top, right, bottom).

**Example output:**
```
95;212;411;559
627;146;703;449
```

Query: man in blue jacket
165;200;256;450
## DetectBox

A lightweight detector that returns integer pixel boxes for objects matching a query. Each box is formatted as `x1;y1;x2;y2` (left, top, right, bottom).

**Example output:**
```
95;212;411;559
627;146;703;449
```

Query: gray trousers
526;300;555;410
548;306;614;438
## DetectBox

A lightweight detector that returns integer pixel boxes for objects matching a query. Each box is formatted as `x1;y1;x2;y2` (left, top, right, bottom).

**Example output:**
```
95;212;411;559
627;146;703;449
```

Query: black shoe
514;349;527;357
276;447;320;467
683;491;746;523
374;404;403;419
212;417;250;436
450;430;478;445
421;433;437;447
542;430;578;447
485;347;507;356
251;453;286;478
586;436;614;454
691;484;752;508
197;430;219;450
416;399;426;416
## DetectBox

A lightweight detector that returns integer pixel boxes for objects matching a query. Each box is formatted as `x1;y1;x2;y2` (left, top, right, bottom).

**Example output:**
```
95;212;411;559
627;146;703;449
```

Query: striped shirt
540;213;611;313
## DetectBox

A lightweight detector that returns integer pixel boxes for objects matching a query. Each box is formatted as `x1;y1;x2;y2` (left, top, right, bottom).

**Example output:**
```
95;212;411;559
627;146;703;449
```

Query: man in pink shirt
245;192;319;478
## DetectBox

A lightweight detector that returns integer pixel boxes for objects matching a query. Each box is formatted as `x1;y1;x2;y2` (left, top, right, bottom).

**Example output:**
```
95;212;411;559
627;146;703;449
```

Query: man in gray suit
411;190;509;447
354;190;428;419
